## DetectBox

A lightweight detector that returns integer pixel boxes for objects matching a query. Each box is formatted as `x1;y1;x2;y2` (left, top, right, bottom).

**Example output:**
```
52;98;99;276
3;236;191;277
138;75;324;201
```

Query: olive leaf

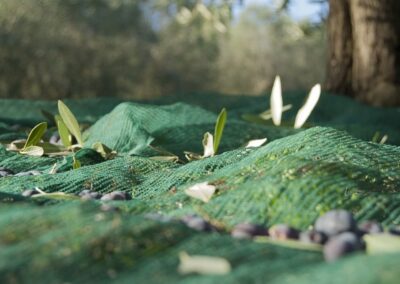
213;108;227;154
20;146;45;157
55;114;72;148
185;182;216;203
203;132;215;158
72;156;81;170
380;135;388;144
183;108;226;161
92;142;117;160
149;156;180;162
364;234;400;254
255;236;322;251
259;104;292;120
270;75;283;126
294;84;321;129
32;192;80;200
39;142;67;153
6;139;26;151
184;151;203;162
178;251;231;275
245;138;267;148
23;122;47;149
57;100;83;146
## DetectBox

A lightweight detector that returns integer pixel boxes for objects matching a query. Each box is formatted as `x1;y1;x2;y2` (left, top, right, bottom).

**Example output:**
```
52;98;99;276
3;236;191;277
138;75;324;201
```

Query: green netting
0;92;400;283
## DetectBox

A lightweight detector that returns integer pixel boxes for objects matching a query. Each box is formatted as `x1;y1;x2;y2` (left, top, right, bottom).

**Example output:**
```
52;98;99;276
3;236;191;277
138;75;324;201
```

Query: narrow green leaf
72;156;81;170
23;122;47;149
213;108;227;154
20;146;44;157
55;115;72;148
57;100;83;146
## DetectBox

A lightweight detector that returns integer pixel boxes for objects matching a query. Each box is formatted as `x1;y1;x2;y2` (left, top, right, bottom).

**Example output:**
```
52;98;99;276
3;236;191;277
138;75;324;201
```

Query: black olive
315;210;356;237
231;223;268;239
269;224;300;240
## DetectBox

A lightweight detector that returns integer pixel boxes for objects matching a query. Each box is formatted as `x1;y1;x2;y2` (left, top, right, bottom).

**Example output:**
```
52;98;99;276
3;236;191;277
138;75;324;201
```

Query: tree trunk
325;0;353;96
326;0;400;106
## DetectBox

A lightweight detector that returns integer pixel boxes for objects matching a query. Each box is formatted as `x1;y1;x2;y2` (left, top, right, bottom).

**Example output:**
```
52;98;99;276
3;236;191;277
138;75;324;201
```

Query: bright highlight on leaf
213;108;227;154
185;182;216;203
20;146;44;157
23;122;47;149
57;100;83;146
270;76;283;126
245;138;267;148
294;84;321;129
178;251;231;275
379;135;388;144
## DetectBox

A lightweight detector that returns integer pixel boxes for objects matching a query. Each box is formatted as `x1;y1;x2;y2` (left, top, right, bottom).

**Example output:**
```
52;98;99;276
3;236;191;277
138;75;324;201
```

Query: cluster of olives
166;210;397;262
230;210;389;261
0;167;41;178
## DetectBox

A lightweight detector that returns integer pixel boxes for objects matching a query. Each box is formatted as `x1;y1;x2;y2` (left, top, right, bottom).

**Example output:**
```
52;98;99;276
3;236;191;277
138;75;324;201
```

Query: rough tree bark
325;0;353;97
326;0;400;106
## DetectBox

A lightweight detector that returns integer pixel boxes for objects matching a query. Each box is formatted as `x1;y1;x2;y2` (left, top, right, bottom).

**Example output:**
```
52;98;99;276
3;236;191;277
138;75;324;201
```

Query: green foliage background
0;0;325;99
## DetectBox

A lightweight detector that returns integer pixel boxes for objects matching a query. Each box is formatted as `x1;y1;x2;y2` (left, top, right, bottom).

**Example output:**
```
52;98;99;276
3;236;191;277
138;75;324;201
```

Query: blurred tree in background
0;0;326;99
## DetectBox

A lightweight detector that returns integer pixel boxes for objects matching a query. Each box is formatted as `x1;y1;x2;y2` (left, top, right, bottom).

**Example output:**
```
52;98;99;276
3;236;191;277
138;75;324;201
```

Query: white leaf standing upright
202;132;215;158
294;84;321;129
270;76;283;126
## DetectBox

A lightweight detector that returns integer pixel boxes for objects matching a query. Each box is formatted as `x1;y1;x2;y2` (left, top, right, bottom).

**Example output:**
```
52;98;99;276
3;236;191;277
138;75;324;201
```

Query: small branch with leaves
2;100;117;169
185;108;227;161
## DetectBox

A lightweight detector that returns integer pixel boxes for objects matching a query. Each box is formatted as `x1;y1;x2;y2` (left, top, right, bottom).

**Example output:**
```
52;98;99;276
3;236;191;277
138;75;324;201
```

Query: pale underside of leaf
31;192;80;200
23;122;47;149
185;182;216;203
57;100;83;146
184;151;203;162
178;251;231;275
364;234;400;255
149;156;180;162
294;84;321;129
270;75;283;126
379;135;388;144
20;146;44;157
245;138;267;148
202;132;215;158
255;236;322;251
9;140;68;156
213;108;227;154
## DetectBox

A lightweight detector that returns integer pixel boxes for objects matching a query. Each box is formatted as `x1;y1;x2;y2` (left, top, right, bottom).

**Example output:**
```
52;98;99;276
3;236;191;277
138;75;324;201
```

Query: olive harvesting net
0;92;400;283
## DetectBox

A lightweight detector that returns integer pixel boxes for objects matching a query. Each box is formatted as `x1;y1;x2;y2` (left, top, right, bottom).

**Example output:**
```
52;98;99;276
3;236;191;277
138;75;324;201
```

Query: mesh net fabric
0;92;399;283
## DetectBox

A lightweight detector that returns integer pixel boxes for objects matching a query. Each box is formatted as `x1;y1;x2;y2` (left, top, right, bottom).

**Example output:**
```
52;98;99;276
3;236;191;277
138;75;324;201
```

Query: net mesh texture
0;91;399;283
